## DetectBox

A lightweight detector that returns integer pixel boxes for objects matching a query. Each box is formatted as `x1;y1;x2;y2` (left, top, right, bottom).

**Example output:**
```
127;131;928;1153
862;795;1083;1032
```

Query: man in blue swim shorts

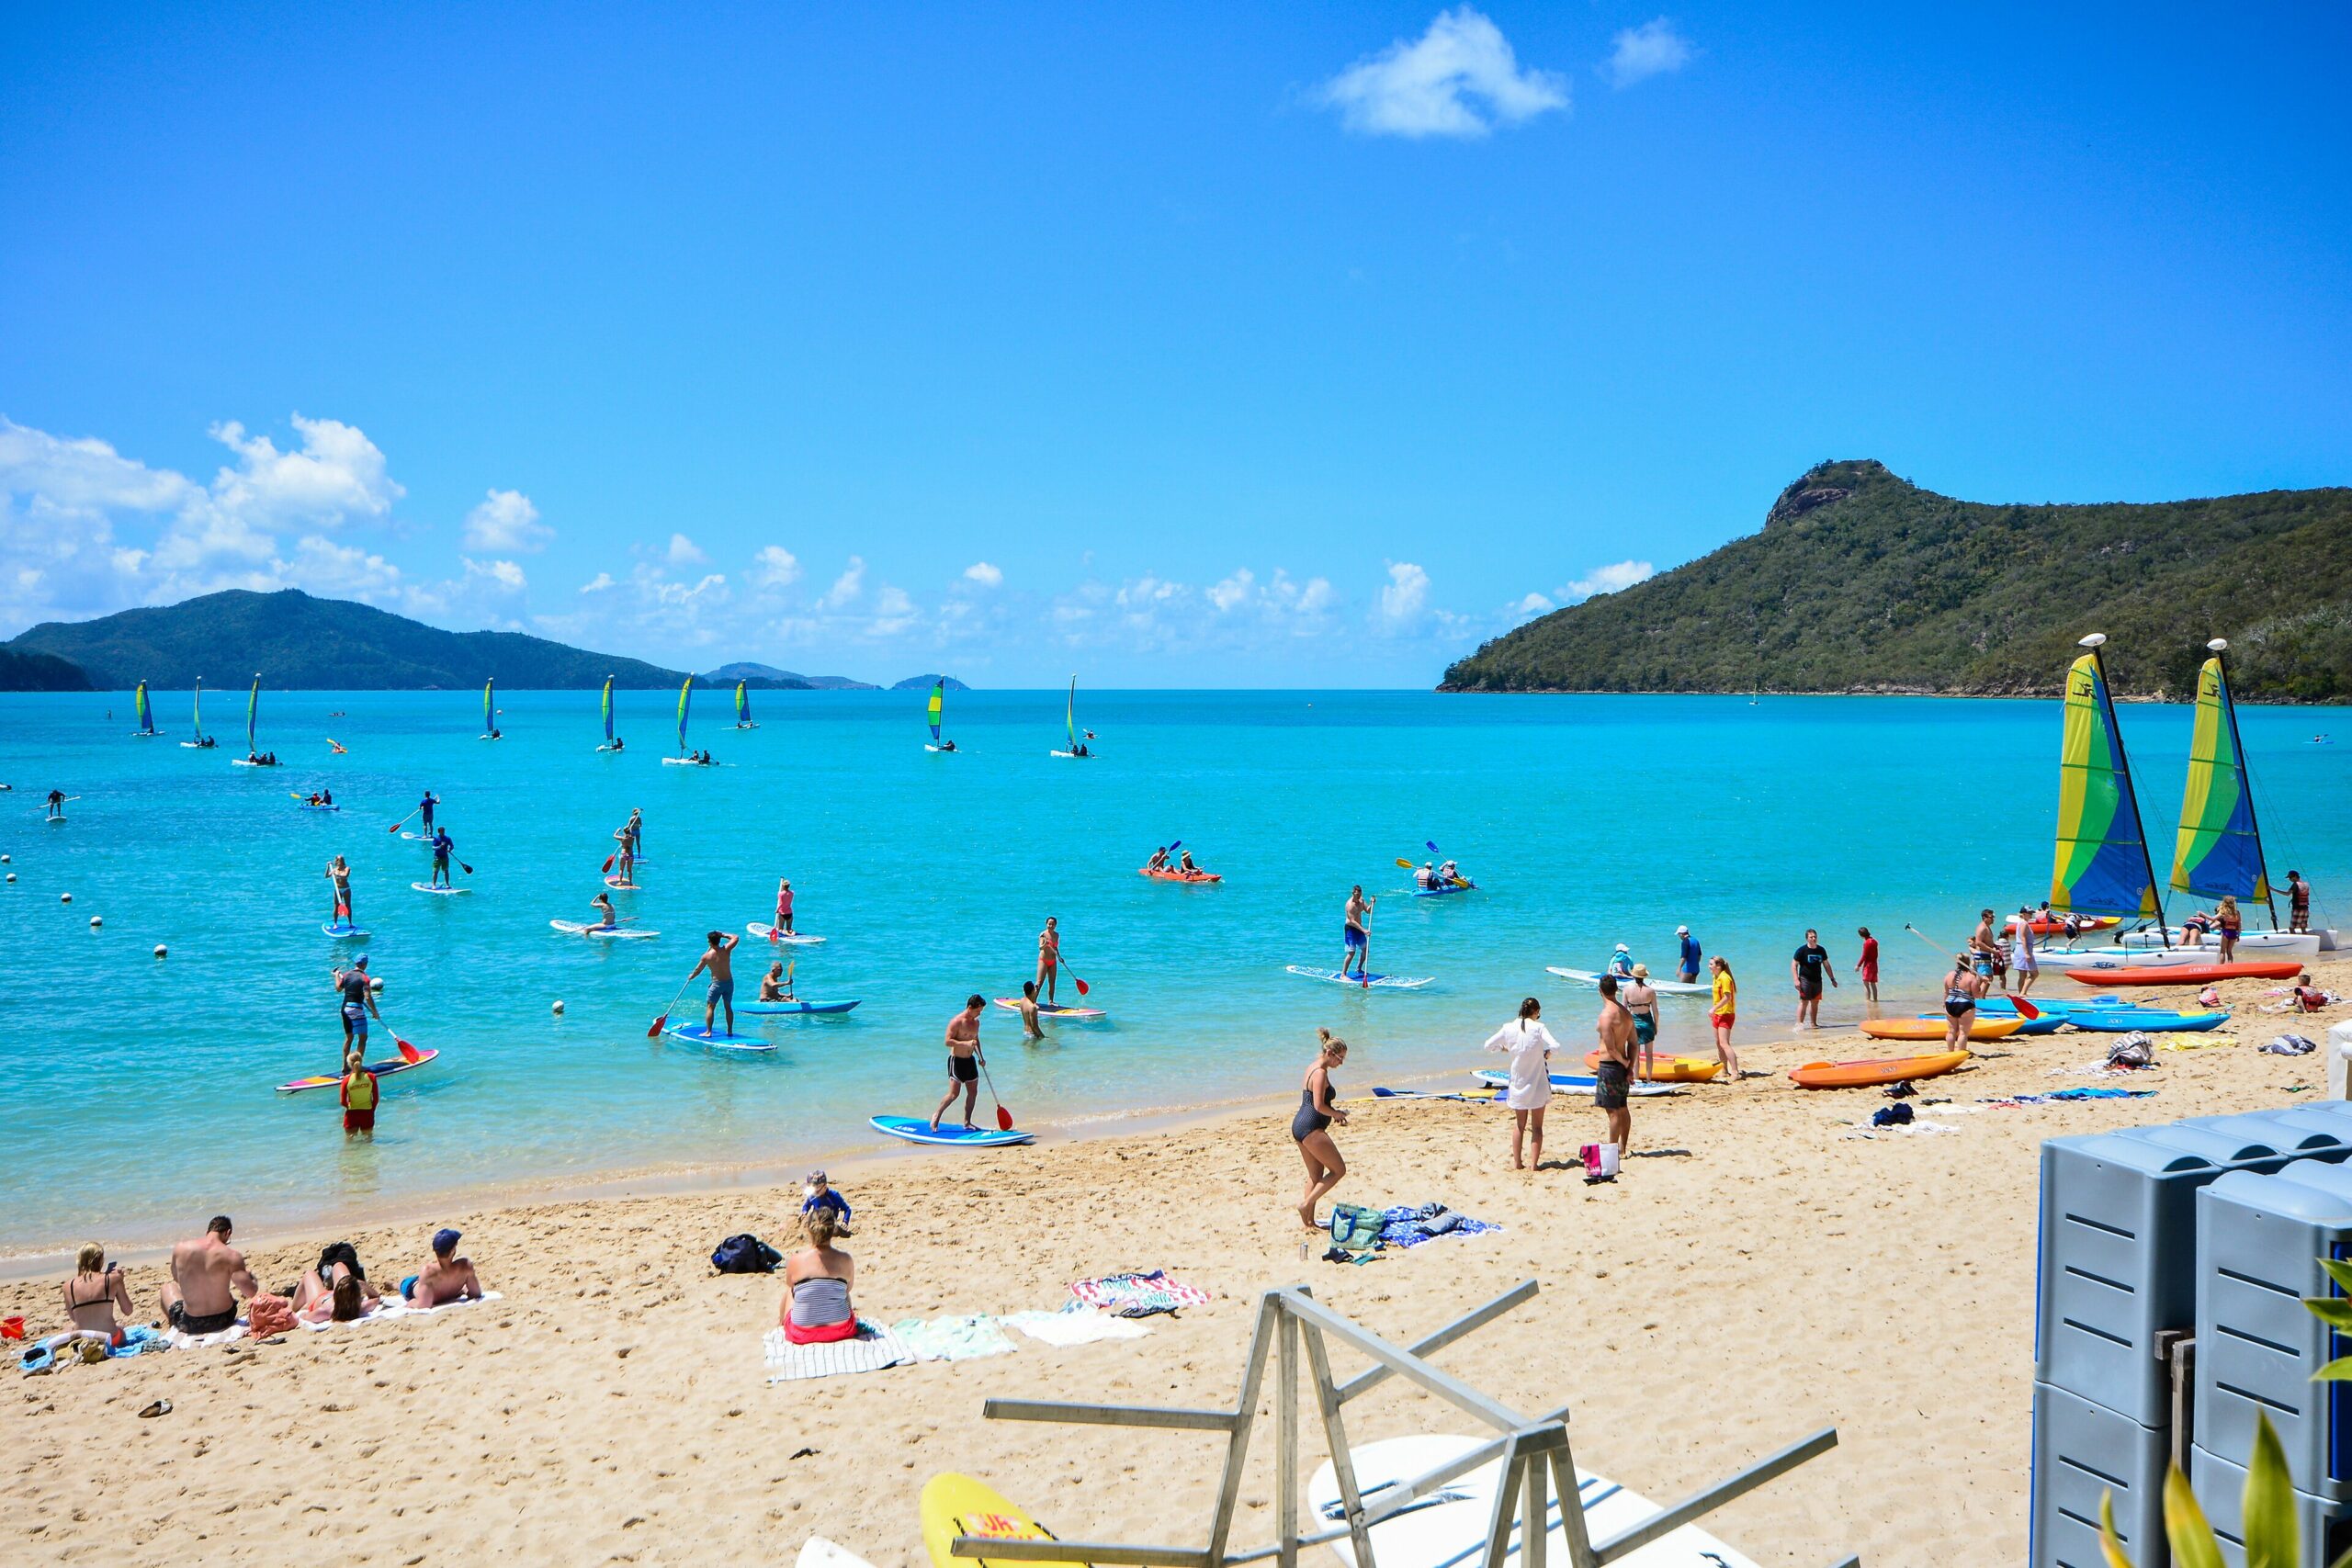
1341;886;1374;977
691;929;740;1035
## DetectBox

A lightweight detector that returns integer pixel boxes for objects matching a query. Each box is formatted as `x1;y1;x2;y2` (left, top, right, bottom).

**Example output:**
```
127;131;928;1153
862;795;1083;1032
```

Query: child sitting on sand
801;1170;852;1235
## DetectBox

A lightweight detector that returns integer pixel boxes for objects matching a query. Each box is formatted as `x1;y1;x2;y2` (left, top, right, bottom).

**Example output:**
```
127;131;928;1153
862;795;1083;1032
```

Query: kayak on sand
2064;961;2304;986
1791;1052;1971;1089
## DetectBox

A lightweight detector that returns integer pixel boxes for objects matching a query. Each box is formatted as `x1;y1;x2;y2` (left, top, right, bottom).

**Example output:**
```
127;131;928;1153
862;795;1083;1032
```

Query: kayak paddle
977;1057;1014;1131
646;968;701;1038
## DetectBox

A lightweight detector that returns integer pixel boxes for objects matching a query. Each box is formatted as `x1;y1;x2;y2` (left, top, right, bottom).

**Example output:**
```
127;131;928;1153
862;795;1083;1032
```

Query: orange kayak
1584;1051;1723;1083
1139;867;1222;884
2063;961;2303;986
1791;1052;1971;1089
1860;1017;2022;1043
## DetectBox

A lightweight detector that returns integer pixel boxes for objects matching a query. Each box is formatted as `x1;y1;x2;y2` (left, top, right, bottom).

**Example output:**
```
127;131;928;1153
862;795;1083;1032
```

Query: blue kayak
869;1115;1035;1148
1977;995;2126;1015
2064;1010;2231;1033
1410;881;1475;897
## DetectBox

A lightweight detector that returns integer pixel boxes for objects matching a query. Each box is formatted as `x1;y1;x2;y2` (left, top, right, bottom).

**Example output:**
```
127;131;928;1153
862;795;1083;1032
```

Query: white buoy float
89;915;102;928
61;892;73;904
4;873;14;884
552;998;566;1015
153;943;168;958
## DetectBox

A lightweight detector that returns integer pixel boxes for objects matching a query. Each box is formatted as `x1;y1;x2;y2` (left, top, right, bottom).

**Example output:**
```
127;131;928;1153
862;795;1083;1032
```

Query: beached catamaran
2171;638;2271;922
596;676;621;751
130;681;157;737
480;677;497;739
924;678;950;751
733;680;756;728
1050;675;1086;758
2049;633;2169;939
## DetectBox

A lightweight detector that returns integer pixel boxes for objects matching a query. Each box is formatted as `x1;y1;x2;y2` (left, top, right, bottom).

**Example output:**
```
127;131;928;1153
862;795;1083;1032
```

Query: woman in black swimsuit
62;1244;134;1340
1292;1028;1350;1232
1942;953;1987;1053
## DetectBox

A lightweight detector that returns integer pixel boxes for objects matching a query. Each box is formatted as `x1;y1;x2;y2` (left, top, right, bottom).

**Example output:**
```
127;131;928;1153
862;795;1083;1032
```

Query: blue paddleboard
663;1023;776;1054
323;922;369;941
736;999;861;1015
869;1115;1035;1147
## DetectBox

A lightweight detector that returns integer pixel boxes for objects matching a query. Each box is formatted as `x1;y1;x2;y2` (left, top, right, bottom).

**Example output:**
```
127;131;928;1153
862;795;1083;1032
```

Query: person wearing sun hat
800;1170;852;1235
1606;942;1634;980
401;1227;485;1308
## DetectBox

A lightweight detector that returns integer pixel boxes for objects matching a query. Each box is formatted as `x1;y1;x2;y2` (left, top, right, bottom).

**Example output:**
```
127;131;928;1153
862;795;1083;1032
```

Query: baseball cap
432;1227;461;1253
1675;925;1689;934
1614;942;1629;952
354;954;369;966
805;1169;829;1185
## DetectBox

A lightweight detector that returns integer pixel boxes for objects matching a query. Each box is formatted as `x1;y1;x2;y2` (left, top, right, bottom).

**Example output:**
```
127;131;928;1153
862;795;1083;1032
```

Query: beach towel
1003;1307;1155;1348
299;1290;503;1331
1376;1203;1499;1248
19;1325;166;1374
763;1320;913;1382
2262;1033;2320;1056
888;1314;1019;1362
162;1321;250;1351
1984;1088;2160;1107
1069;1270;1211;1317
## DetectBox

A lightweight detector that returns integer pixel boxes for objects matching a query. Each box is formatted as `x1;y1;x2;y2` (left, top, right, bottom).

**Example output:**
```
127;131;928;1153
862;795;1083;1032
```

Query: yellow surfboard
920;1473;1091;1568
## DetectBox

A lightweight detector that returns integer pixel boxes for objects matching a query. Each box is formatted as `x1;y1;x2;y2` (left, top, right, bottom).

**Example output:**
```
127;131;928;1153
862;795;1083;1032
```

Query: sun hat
1614;942;1629;953
1632;964;1650;978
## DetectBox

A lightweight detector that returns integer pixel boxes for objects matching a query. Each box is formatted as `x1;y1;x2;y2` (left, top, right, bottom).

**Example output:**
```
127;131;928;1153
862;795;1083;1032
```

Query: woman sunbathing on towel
292;1241;381;1322
297;1272;379;1325
780;1208;856;1344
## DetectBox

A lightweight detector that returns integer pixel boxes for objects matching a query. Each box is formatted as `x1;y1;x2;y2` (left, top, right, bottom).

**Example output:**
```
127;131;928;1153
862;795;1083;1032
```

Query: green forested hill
1440;460;2352;701
0;647;95;692
5;589;686;690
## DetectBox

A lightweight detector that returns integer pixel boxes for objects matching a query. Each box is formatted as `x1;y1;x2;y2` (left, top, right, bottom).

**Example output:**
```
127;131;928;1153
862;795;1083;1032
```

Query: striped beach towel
1069;1270;1211;1317
763;1321;914;1382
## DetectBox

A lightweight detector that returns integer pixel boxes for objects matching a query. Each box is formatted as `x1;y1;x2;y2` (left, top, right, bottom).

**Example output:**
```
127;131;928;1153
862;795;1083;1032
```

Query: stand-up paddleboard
550;919;660;940
1473;1069;1679;1099
746;922;826;946
736;998;861;1016
872;1116;1035;1148
663;1023;776;1054
1286;965;1432;990
322;922;368;941
277;1047;439;1094
402;831;431;840
1572;1050;1721;1082
1545;965;1710;996
993;998;1107;1021
920;1473;1079;1568
604;876;639;890
1979;994;2127;1014
1862;1016;2022;1043
1308;1434;1764;1568
410;882;470;895
1790;1051;1970;1089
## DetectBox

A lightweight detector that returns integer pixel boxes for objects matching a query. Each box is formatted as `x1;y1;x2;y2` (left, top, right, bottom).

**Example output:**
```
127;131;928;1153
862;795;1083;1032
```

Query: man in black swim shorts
931;995;988;1131
160;1215;257;1335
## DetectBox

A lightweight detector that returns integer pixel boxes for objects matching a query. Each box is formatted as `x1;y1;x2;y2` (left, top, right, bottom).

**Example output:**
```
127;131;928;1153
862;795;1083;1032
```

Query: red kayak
2063;961;2304;986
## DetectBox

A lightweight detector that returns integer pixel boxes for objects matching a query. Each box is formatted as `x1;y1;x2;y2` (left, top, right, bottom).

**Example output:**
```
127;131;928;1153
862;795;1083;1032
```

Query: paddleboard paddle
646;969;700;1038
388;808;416;835
1905;920;2040;1020
978;1057;1013;1131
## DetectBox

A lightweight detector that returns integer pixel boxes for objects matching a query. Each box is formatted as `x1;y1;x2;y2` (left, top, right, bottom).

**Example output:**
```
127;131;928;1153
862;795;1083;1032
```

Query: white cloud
463;489;550;553
1318;7;1568;140
666;533;707;567
752;546;801;588
288;536;402;601
207;414;401;531
1604;17;1691;88
819;556;865;610
1208;569;1254;613
579;571;616;594
1559;559;1655;602
1379;561;1431;624
0;417;197;516
462;557;528;594
962;560;1003;588
869;584;918;637
1512;591;1555;618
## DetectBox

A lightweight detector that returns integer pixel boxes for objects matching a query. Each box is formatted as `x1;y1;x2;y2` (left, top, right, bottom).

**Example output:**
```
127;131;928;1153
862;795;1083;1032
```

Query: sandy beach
6;958;2345;1567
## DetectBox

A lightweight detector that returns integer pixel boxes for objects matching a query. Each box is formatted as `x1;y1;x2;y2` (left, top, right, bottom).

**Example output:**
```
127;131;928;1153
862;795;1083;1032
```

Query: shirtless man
692;930;741;1034
160;1215;258;1336
1012;979;1045;1041
1342;886;1375;977
1968;908;2001;977
759;961;793;1002
334;953;379;1059
931;995;988;1130
405;1228;485;1308
1593;976;1636;1174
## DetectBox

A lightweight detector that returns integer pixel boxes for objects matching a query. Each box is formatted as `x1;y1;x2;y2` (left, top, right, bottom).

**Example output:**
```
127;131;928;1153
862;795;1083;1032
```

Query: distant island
1441;459;2352;702
890;673;969;692
699;661;878;693
4;590;686;692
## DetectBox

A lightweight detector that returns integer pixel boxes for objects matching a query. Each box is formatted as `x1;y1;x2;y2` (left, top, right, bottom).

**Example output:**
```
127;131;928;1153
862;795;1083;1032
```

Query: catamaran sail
246;675;261;756
133;682;155;736
481;678;496;737
676;674;693;755
191;677;205;743
2050;636;2166;925
601;676;616;748
734;681;753;728
2170;639;2275;922
927;680;944;745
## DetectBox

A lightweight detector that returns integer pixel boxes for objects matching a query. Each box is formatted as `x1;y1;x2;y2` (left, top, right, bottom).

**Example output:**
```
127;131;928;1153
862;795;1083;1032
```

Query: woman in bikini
62;1244;136;1341
1943;953;1989;1054
1292;1028;1350;1230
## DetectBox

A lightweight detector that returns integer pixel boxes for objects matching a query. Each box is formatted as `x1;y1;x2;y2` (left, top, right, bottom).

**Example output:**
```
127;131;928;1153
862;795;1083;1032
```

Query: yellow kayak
1860;1016;2022;1043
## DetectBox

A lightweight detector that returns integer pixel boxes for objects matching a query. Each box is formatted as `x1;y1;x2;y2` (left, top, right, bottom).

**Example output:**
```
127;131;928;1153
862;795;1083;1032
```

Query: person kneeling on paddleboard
932;996;987;1131
780;1208;857;1345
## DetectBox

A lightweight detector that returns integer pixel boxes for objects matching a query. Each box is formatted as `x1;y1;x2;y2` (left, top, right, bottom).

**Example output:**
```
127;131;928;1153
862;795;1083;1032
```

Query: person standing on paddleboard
1592;977;1634;1179
1341;886;1374;977
1293;1028;1349;1229
418;791;438;836
690;930;740;1035
931;995;988;1131
1035;917;1062;1004
325;854;355;929
45;788;65;820
1791;928;1835;1029
1676;924;1701;985
430;826;455;889
334;954;379;1058
1854;927;1880;1004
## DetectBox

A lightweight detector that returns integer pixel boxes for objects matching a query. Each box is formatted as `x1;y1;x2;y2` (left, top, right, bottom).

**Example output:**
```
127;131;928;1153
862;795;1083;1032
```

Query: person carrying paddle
45;788;67;819
334;954;379;1058
1145;846;1170;873
430;827;456;889
1341;886;1374;977
1942;953;1989;1053
690;930;741;1035
931;996;989;1132
325;854;356;928
1035;917;1062;1004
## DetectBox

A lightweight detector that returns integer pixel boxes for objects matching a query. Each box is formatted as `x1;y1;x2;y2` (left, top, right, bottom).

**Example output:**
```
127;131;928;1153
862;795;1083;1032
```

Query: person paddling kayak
759;962;795;1002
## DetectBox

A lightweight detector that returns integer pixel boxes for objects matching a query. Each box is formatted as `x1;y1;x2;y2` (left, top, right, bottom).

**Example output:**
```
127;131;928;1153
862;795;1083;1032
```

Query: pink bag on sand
245;1294;297;1338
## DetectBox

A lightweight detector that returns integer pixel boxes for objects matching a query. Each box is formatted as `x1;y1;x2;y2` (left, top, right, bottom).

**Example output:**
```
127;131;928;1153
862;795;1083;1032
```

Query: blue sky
3;4;2346;686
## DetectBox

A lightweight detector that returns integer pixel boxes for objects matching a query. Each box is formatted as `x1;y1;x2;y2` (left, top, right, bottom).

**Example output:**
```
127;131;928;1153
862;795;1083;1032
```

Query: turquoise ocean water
2;688;2345;1256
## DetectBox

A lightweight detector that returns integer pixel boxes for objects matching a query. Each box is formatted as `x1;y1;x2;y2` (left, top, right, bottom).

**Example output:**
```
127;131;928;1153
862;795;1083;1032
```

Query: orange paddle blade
646;1014;668;1038
397;1039;424;1063
2010;994;2041;1020
996;1102;1014;1132
1072;975;1090;997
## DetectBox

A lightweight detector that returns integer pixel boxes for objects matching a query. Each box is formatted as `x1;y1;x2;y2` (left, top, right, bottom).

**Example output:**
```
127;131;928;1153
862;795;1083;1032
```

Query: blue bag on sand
711;1233;784;1274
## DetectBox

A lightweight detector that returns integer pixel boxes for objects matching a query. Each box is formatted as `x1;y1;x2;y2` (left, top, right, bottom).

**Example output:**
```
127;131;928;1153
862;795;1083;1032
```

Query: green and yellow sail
2050;649;2162;917
2170;651;2269;904
735;680;751;726
601;677;616;745
246;674;261;755
133;681;154;734
482;677;494;735
927;679;944;743
676;674;693;755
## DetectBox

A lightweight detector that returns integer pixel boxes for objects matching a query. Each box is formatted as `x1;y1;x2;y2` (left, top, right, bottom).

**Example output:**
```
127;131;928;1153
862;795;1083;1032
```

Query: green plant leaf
2245;1412;2301;1568
2314;1355;2352;1382
2316;1257;2352;1295
2304;1298;2352;1331
2165;1464;2227;1568
2098;1492;2140;1568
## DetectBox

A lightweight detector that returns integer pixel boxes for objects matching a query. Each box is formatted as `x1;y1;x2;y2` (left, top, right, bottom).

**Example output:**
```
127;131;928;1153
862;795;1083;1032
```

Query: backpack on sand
710;1233;783;1274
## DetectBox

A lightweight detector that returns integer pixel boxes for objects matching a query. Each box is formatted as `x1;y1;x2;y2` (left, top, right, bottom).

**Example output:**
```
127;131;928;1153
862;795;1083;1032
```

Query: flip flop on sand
137;1398;171;1418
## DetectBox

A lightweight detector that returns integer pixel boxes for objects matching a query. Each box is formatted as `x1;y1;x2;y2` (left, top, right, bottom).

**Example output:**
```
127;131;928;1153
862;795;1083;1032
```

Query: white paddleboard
1546;966;1710;996
747;922;826;945
550;919;659;940
1286;965;1431;990
1310;1433;1761;1568
1473;1069;1677;1099
411;883;470;895
797;1538;879;1568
